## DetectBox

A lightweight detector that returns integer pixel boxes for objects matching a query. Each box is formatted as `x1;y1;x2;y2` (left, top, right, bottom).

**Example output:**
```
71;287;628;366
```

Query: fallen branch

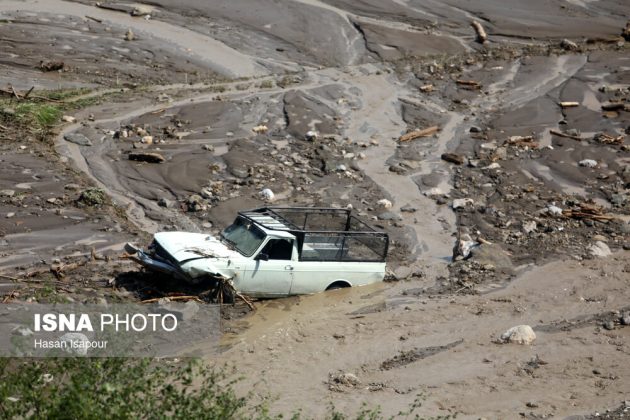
0;273;19;281
399;125;439;142
456;79;481;90
594;133;624;145
549;129;583;141
85;15;103;23
601;102;628;111
23;86;34;99
559;101;579;108
471;20;487;43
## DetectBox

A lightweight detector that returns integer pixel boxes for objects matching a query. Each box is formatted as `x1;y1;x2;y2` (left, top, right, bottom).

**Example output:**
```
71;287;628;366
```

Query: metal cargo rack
237;207;389;262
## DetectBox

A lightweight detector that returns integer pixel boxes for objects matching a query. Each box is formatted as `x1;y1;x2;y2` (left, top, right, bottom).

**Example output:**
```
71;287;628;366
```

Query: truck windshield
220;216;266;257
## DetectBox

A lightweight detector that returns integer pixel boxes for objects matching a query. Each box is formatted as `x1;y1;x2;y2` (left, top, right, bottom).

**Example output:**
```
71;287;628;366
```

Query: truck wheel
326;282;350;291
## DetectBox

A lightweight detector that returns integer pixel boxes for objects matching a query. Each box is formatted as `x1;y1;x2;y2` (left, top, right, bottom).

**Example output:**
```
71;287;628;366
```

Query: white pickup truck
126;207;389;298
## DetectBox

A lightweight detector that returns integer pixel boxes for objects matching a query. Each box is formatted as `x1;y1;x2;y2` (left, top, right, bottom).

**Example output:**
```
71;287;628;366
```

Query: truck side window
261;239;293;260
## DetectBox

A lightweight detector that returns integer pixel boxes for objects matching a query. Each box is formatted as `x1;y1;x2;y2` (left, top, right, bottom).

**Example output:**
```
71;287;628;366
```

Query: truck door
240;238;294;297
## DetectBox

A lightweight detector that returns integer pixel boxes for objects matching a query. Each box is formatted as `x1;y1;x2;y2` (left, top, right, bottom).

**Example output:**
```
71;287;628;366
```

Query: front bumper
125;243;190;281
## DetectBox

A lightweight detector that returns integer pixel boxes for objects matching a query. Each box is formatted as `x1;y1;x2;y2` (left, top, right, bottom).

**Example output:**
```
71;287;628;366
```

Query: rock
199;188;214;199
259;188;275;202
333;372;360;386
141;135;153;144
6;212;15;218
186;195;206;212
252;125;268;133
469;126;482;133
376;199;392;209
610;194;627;207
602;321;615;330
203;144;215;152
305;130;318;141
0;189;15;197
560;38;579;51
336;164;347;172
229;166;249;178
158;300;199;321
500;325;536;345
62;115;76;123
453;233;477;260
470;243;513;271
64;183;81;191
157;198;172;208
400;204;417;213
546;204;563;217
523;221;537;234
124;29;135;41
64;133;92;146
60;332;90;356
579;159;597;168
441;153;465;165
128;152;165;163
589;241;611;258
378;211;402;221
389;164;406;174
393;266;412;280
483;162;501;170
131;5;152;16
452;198;474;210
620;312;630;326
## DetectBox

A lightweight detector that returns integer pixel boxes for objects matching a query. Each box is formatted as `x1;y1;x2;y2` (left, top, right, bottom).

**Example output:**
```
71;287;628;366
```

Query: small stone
500;325;536;345
0;189;16;197
305;130;318;141
441;153;465;165
560;38;579;51
589;241;611;258
46;197;57;204
452;198;474;210
400;204;417;213
469;126;482;133
64;183;81;191
203;144;215;152
620;312;630;326
62;115;76;123
64;133;92;146
6;212;15;218
579;159;598;168
252;125;268;133
124;29;135;41
546;205;563;216
378;211;402;221
376;199;392;209
602;321;615;330
157;198;172;208
259;188;275;202
141;135;153;144
523;221;537;234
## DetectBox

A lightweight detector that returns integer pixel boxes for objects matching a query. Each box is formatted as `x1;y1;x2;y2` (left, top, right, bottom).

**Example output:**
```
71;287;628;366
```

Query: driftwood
562;203;614;221
601;102;628;111
399;125;439;142
441;152;465;165
559;101;579;108
549;129;583;141
594;133;624;145
85;15;103;23
506;135;538;149
471;20;487;43
0;86;64;103
456;79;481;90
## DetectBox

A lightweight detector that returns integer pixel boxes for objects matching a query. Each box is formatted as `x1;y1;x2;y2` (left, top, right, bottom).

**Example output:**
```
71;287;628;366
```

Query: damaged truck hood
154;232;241;264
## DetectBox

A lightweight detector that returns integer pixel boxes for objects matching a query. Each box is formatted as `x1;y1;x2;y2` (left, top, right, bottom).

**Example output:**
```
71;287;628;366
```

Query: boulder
376;199;392;209
589;241;611;258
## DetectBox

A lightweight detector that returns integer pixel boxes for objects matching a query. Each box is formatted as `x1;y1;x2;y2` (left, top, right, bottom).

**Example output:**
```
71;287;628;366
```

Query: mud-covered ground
1;0;629;418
